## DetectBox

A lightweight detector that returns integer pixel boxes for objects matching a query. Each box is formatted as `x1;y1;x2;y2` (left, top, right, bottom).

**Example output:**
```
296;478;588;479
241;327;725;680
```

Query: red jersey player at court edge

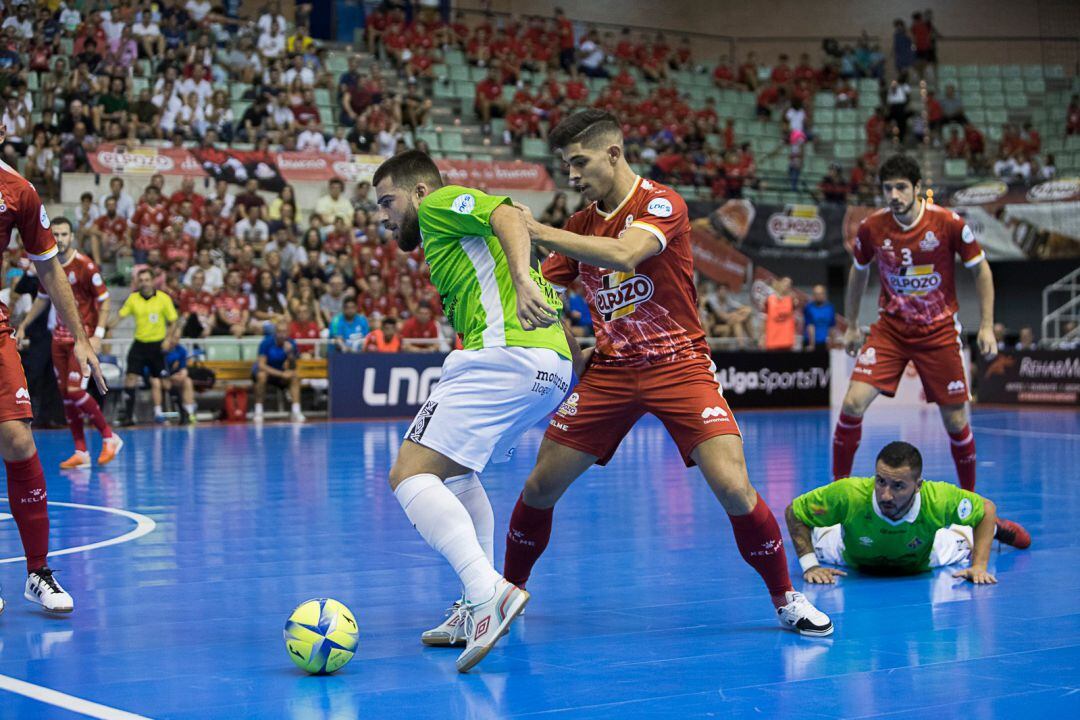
0;123;108;614
833;154;996;491
454;109;831;639
17;217;123;470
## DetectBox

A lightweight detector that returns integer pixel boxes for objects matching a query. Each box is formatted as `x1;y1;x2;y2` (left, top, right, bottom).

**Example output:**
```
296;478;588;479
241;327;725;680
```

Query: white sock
185;404;197;415
291;402;302;414
394;473;502;603
153;405;162;415
445;473;494;565
255;403;264;414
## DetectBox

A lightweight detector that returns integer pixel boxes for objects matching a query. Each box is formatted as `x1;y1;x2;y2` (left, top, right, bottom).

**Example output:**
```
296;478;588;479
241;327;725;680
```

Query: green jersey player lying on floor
784;441;1030;585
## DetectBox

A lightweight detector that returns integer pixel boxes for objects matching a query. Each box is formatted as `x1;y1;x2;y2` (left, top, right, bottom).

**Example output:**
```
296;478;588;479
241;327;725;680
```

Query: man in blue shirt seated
803;284;836;351
329;297;370;353
253;319;304;423
164;343;198;425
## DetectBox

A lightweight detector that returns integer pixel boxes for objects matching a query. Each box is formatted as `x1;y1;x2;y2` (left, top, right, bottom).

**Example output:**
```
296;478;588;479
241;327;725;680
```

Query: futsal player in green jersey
373;150;575;672
785;441;1030;585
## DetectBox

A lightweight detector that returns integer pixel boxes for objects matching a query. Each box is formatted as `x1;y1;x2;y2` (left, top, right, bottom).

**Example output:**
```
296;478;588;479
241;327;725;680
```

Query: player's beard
396;206;422;251
890;196;916;218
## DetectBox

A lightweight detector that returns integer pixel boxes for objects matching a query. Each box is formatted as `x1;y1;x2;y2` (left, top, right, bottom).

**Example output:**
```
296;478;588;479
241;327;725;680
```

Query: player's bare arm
92;295;111;354
971;260;996;359
953;498;998;585
784;503;847;584
843;262;871;356
489;204;558;330
35;256;106;393
517;207;660;272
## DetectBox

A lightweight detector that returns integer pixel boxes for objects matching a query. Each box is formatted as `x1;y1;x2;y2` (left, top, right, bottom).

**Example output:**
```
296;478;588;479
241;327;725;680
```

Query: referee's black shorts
127;340;168;379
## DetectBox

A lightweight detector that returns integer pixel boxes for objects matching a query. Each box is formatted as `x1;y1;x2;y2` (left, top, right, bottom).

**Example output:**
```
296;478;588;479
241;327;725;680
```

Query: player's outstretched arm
490;204;558;330
35;256;107;393
971;260;996;359
784;503;846;584
843;263;871;356
953;498;998;584
514;203;659;272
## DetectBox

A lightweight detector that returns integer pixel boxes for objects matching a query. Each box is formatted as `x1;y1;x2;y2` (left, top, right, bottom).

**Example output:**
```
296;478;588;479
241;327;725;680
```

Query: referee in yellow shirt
118;268;178;425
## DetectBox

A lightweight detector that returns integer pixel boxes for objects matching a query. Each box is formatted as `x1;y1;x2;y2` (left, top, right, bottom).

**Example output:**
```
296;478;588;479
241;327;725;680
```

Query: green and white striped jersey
417;185;570;359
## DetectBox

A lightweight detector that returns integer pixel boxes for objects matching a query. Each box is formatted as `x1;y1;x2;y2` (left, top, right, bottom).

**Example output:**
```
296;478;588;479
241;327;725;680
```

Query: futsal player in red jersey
423;110;832;647
833;155;996;491
16;217;122;469
0;123;107;614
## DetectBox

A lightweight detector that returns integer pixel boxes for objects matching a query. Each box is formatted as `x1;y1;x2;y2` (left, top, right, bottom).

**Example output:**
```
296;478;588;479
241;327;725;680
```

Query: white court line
970;426;1080;440
0;674;153;719
0;500;156;565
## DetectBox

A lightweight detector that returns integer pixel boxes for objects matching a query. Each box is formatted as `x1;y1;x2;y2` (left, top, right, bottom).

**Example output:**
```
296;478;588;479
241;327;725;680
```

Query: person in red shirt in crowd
213;269;250;337
794;53;817;86
611;63;636;93
791;78;814;107
289;303;322;358
449;12;470;49
833;78;857;108
1020;122;1041;155
865;107;886;150
671;36;692;71
474;67;507;132
963;122;986;169
168;178;205;216
1067;94;1080;135
564;68;588;106
693;97;719;134
363;316;402;353
721;117;736;150
614;28;638;64
526;35;553;71
925;90;944;139
408;48;436;82
506;102;542;145
818;163;849;204
466;26;493;67
130;185;169;259
713;56;736;89
555;6;575;72
323;217;351;255
161;223;196;271
290;89;321;128
383;24;411;67
400;303;441;353
755;84;784;120
357;272;401;321
89;195;131;265
178;268;215;338
849;158;870;202
770;53;793;87
945;127;967;159
365;5;389;55
910;11;936;78
639;41;665;82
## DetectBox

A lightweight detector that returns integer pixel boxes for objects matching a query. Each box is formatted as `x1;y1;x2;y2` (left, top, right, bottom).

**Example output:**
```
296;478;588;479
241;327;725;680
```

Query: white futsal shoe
25;567;74;614
777;590;832;637
422;599;468;647
0;583;5;615
456;579;529;673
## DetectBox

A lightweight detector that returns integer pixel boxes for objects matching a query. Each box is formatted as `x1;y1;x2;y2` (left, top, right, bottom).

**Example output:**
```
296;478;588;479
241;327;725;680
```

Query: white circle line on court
0;499;156;565
969;426;1080;440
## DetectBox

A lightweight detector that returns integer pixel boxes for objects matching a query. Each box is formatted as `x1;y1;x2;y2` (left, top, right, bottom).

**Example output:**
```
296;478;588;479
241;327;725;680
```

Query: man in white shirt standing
98;177;136;219
234;206;270;244
258;24;286;61
179;64;213;105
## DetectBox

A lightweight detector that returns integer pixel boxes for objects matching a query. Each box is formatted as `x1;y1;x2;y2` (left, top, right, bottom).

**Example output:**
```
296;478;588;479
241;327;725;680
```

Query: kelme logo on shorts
596;271;654;321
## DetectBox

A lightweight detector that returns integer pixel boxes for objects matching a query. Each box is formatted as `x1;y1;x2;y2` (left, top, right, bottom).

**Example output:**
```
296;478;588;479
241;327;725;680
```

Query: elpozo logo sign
96;148;176;172
766;205;825;247
1026;177;1080;203
951;180;1008;206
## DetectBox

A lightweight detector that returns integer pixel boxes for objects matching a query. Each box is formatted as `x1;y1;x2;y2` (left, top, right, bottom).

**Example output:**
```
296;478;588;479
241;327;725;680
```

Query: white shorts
812;524;974;569
404;346;572;472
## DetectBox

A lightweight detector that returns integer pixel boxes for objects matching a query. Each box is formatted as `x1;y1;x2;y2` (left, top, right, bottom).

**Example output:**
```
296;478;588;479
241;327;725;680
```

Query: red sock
832;412;863;480
73;390;113;439
503;494;553;588
729;493;793;609
63;400;88;453
948;425;977;491
6;453;50;572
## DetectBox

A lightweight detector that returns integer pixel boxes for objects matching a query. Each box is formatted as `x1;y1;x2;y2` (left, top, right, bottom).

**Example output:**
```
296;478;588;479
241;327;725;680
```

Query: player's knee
0;422;37;461
522;471;565;508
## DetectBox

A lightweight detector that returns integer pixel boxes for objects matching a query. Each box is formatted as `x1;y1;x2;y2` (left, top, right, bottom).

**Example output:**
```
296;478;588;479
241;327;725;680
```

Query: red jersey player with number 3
17;217;122;470
833;155;997;491
491;110;832;638
0;123;108;615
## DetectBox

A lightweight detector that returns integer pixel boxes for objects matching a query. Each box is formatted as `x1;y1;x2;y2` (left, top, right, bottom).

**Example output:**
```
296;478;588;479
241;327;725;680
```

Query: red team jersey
853;203;985;332
41;252;108;343
179;288;215;322
542;176;708;368
214;292;248;326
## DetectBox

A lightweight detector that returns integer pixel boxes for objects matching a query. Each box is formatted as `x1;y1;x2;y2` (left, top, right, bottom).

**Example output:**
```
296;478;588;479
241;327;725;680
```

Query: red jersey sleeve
86;260;109;303
948;211;986;268
16;183;58;261
852;219;875;269
628;189;687;252
540;252;579;291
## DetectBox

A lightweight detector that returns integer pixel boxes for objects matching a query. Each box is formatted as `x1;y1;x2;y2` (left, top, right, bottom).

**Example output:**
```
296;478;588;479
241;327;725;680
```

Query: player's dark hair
876;441;923;477
51;216;73;232
548;109;623;151
878;154;921;186
372;150;444;191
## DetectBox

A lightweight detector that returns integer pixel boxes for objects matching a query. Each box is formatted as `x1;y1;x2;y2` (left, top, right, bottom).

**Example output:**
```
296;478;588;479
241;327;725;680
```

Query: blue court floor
0;406;1077;719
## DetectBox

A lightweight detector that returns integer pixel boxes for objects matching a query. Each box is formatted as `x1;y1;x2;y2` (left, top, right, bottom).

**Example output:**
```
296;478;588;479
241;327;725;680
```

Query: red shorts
545;355;741;467
851;315;970;405
0;329;33;423
51;341;86;393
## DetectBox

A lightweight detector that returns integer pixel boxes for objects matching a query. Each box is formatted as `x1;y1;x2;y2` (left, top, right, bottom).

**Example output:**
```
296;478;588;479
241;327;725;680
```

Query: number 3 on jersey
900;248;913;266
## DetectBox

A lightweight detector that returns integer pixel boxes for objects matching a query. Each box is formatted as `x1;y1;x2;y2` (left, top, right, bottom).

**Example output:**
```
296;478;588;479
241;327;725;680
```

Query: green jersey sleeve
925;482;986;528
419;187;512;239
791;478;866;527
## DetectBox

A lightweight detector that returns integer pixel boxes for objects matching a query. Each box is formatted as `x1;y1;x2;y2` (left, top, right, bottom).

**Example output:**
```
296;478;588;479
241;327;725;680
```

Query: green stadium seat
987;124;1003;142
314;88;332;107
490;118;506;137
958;65;979;79
1045;65;1065;79
1003;79;1025;95
814;108;835;125
206;344;242;361
981;78;1003;94
1001;64;1022;78
814;126;835;142
444;49;465;66
858;93;878;109
836;125;857;142
979;65;1002;78
231;101;248;118
433;81;456;101
834;142;856;160
966;108;987;125
857;78;879;94
835;108;857;125
944;159;968;179
521;137;547;160
1006;94;1027;109
986;108;1008;125
1022;65;1043;79
1025;78;1046;95
449;64;470;82
960;78;982;94
440;133;464;153
814;93;835;109
445;153;469;161
414;130;440;149
469;66;487;82
938;65;958;80
1065;136;1080;151
453;81;475;102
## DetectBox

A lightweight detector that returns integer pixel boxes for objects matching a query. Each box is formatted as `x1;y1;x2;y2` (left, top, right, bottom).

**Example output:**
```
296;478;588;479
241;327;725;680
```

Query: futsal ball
283;598;359;674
